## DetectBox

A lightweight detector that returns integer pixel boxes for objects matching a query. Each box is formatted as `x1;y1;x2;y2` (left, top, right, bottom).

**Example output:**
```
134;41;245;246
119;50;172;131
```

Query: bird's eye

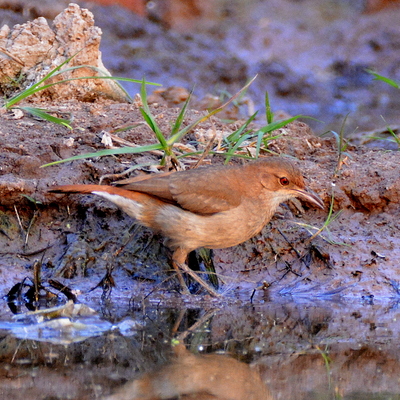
280;177;290;186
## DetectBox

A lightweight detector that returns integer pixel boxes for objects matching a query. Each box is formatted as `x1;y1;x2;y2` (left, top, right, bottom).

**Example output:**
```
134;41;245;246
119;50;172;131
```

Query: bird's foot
174;261;219;297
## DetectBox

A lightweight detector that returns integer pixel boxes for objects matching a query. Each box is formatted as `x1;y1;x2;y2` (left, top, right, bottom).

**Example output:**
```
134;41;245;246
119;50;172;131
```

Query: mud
0;96;398;302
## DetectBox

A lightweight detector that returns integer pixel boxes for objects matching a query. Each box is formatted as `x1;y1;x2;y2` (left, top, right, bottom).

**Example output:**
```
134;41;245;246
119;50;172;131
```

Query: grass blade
265;91;273;124
170;89;193;137
199;75;258;120
4;51;83;108
255;129;264;158
366;69;400;89
258;115;305;134
224;133;252;163
41;143;164;167
226;112;258;142
18;107;73;129
4;55;161;108
140;78;168;149
166;76;259;146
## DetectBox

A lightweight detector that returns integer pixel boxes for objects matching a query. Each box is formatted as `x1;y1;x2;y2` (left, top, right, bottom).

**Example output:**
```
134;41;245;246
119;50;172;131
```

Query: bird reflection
103;343;273;400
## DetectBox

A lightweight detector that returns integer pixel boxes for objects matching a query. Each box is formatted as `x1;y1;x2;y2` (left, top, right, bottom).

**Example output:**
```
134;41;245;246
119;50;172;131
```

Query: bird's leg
170;258;191;295
176;261;219;297
173;248;219;297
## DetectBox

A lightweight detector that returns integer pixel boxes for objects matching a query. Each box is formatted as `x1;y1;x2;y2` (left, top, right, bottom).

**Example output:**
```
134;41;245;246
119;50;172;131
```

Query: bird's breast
152;198;273;252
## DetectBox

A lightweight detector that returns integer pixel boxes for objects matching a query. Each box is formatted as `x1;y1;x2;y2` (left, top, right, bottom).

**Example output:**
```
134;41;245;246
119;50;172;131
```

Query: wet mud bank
0;98;399;302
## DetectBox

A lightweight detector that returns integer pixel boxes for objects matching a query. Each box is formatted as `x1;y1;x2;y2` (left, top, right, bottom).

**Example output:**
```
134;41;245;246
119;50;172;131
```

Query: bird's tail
49;184;166;223
49;184;153;200
50;184;118;195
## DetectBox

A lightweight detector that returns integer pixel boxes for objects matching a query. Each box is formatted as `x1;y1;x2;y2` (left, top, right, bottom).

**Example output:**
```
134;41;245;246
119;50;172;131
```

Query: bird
49;157;324;296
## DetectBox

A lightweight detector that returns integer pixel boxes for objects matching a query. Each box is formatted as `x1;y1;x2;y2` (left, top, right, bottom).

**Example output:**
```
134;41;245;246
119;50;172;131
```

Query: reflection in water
104;343;272;400
0;302;400;399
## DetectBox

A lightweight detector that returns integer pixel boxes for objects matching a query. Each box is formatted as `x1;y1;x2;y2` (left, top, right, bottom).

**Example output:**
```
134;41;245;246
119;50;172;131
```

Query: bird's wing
115;171;176;203
116;167;242;214
169;167;242;214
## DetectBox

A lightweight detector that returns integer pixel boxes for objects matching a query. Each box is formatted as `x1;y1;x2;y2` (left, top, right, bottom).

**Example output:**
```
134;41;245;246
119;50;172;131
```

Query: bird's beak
293;188;325;209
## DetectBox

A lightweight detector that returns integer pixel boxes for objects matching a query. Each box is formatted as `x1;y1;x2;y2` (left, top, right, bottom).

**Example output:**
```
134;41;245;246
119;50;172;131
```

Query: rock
0;3;130;102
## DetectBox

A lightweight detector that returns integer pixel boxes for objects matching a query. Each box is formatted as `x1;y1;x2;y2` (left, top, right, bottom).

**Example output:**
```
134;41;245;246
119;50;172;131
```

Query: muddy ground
0;1;398;306
0;97;399;304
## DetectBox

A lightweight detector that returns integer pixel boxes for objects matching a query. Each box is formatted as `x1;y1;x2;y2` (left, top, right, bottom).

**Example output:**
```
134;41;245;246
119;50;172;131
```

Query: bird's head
255;158;325;209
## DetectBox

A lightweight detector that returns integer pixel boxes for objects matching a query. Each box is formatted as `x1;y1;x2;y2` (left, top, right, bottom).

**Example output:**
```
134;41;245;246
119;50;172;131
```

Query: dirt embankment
0;97;399;303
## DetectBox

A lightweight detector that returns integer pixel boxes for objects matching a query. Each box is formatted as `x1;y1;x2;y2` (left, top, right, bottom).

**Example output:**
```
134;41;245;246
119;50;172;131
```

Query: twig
0;47;24;65
24;210;38;252
192;122;216;169
13;205;24;237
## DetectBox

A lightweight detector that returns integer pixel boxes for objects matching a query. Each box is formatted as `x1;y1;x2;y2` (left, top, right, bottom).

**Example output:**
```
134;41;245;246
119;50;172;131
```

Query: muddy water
1;298;400;399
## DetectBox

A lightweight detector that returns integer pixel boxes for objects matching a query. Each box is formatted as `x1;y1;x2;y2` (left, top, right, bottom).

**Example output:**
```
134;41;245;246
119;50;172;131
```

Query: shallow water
1;298;400;399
